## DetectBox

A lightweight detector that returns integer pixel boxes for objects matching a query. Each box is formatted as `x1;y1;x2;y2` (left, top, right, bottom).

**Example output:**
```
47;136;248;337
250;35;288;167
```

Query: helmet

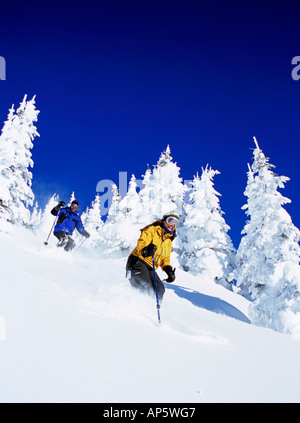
163;211;179;220
71;199;79;206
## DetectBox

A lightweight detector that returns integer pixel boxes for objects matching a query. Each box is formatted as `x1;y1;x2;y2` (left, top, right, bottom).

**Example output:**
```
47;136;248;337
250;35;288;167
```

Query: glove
82;231;90;238
53;201;66;213
141;243;157;257
163;265;176;283
51;201;66;214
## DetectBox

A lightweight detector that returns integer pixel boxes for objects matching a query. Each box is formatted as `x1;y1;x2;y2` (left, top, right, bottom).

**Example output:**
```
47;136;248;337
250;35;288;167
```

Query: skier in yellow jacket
126;212;179;301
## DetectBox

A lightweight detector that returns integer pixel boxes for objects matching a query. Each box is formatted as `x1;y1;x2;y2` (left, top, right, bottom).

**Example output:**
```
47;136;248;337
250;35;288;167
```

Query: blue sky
0;0;300;248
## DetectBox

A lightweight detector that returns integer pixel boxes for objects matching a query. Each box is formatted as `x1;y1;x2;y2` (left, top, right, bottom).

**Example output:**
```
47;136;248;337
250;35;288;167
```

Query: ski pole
44;202;66;246
151;254;161;324
73;237;87;254
44;215;58;246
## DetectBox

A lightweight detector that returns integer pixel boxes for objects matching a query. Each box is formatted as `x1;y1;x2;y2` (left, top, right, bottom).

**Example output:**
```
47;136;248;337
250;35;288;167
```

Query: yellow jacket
131;224;174;270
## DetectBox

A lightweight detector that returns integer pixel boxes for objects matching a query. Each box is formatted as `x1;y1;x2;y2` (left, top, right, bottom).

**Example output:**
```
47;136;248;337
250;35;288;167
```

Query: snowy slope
1;229;300;403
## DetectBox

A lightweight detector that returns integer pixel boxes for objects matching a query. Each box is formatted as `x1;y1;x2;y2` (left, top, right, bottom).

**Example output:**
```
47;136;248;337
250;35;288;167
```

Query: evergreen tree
235;137;300;337
38;194;60;239
120;174;143;219
81;194;103;249
138;167;152;226
101;146;186;257
106;184;121;222
0;95;40;228
29;201;42;230
138;145;186;225
179;166;236;289
101;177;142;256
68;191;76;205
101;184;123;256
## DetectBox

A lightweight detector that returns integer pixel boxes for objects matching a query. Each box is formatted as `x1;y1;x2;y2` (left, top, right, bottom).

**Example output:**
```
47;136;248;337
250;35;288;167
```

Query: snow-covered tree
38;194;60;239
101;146;186;257
101;177;142;256
138;145;187;225
0;95;40;228
29;201;42;230
235;137;300;337
68;191;76;205
81;194;103;249
108;184;121;218
138;167;152;225
179;166;236;289
120;174;143;219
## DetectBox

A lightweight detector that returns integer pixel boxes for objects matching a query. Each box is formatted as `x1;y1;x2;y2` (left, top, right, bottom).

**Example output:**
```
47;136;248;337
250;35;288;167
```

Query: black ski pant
126;255;165;302
54;231;75;252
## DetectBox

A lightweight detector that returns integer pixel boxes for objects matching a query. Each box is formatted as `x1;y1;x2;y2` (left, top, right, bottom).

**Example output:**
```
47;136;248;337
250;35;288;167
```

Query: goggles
165;216;180;228
71;203;79;209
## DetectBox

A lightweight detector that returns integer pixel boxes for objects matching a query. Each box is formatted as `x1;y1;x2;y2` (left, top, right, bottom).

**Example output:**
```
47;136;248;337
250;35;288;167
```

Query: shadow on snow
166;284;250;324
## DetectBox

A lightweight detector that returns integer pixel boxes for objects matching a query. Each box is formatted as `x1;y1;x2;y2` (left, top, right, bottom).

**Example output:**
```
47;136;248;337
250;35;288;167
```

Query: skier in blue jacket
51;199;90;251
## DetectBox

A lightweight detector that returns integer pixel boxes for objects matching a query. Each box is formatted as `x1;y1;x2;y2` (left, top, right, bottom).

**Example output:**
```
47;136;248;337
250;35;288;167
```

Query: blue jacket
52;207;85;236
